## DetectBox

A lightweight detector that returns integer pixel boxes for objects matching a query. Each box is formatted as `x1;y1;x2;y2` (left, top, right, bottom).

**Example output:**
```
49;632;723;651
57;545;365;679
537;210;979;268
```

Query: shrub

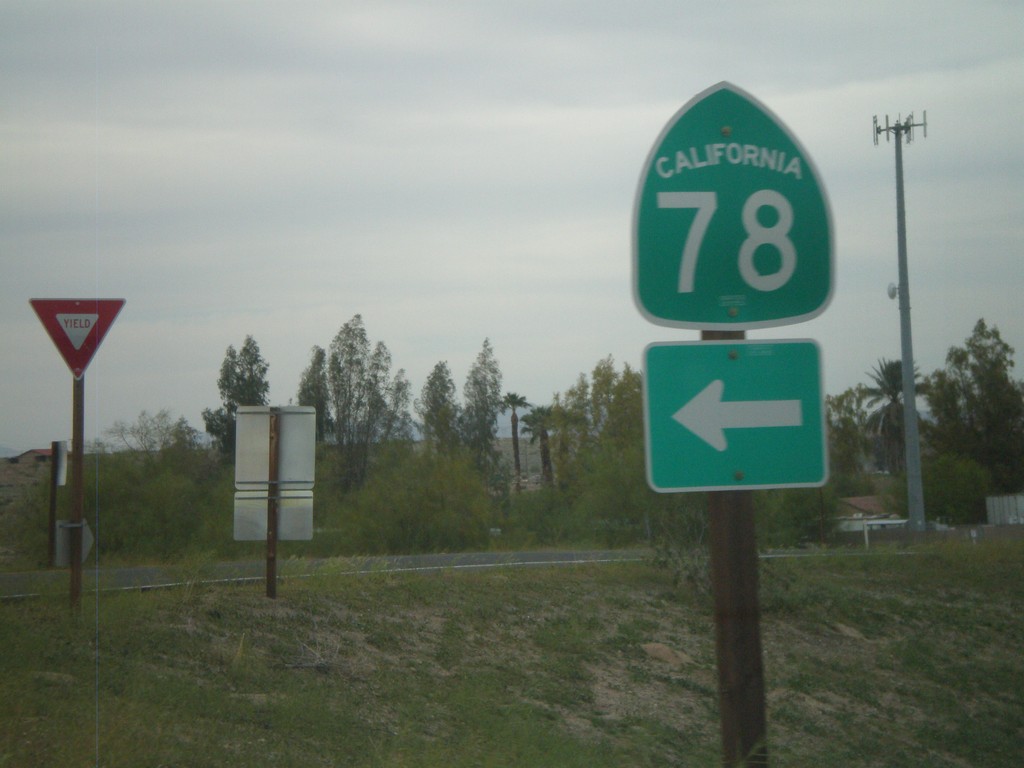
83;449;230;562
923;453;991;525
504;487;587;548
755;487;835;548
344;446;491;554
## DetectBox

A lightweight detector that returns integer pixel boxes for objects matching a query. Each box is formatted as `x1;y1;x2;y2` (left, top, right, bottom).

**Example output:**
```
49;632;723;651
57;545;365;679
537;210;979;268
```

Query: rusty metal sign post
634;84;833;766
30;298;125;608
70;378;85;605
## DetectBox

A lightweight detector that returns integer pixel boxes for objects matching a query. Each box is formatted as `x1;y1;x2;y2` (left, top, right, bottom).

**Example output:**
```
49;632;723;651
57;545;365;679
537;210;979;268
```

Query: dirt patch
641;641;694;667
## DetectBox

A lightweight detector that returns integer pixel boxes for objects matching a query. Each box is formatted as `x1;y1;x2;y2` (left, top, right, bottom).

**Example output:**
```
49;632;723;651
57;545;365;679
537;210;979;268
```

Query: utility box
986;495;1024;526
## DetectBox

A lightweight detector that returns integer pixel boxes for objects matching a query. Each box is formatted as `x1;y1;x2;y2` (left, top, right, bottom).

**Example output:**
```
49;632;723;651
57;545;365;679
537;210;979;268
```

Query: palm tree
864;358;920;473
520;405;553;487
502;392;530;492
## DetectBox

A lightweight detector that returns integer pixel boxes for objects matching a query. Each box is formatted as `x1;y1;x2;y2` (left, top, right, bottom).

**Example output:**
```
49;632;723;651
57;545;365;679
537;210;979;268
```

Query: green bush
828;470;875;499
885;454;992;525
567;444;648;546
755;486;836;548
82;449;231;562
649;492;708;594
5;482;52;569
923;453;991;525
341;445;491;554
503;487;587;547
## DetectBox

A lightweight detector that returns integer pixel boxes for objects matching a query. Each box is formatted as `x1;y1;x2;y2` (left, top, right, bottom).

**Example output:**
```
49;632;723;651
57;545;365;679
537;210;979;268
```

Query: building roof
838;496;886;517
8;448;53;462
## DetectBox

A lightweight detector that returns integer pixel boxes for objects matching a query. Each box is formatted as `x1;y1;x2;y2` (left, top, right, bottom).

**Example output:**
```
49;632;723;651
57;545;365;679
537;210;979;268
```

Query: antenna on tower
874;111;927;145
906;113;918;144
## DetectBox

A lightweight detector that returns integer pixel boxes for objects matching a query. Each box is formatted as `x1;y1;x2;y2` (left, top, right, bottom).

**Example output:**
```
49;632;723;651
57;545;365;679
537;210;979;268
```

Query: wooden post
266;410;280;599
708;490;767;766
703;330;768;766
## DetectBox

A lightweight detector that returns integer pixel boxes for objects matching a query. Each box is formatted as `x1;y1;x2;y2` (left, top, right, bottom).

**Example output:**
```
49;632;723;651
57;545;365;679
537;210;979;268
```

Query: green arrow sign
633;82;833;329
643;340;827;491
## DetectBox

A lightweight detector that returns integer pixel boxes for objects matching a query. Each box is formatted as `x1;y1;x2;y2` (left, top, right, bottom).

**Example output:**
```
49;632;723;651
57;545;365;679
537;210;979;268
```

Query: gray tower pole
875;113;927;532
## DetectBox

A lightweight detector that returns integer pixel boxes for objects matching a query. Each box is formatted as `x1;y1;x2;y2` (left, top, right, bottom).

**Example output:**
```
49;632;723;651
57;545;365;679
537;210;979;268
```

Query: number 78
657;190;796;293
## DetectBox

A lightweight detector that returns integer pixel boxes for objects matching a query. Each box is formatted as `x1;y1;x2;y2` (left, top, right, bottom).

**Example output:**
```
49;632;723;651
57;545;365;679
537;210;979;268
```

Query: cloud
3;1;1023;450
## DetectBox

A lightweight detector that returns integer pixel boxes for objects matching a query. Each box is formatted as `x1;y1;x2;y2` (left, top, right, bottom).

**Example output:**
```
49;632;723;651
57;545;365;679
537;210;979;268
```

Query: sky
3;1;1023;453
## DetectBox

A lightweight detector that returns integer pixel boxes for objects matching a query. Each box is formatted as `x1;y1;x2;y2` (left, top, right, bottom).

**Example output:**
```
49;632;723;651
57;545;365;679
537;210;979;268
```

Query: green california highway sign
643;339;828;492
633;82;833;329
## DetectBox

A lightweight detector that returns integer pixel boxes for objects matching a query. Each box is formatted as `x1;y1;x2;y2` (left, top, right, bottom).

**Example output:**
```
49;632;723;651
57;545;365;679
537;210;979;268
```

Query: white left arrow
672;379;802;452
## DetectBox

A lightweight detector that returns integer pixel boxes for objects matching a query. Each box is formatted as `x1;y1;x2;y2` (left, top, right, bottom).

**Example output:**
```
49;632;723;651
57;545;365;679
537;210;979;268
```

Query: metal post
70;377;85;608
48;440;60;568
892;124;927;532
266;410;280;599
876;113;927;532
703;330;768;767
818;488;826;547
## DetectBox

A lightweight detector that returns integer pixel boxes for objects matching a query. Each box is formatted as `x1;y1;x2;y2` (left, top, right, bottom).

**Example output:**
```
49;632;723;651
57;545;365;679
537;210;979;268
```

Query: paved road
0;549;648;600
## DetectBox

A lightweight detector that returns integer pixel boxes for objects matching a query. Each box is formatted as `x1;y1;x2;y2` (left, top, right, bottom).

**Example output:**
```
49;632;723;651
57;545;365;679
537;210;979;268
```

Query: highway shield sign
633;82;833;329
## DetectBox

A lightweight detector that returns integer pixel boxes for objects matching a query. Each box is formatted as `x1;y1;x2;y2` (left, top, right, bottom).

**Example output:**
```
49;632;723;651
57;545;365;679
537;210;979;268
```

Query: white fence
986;495;1024;526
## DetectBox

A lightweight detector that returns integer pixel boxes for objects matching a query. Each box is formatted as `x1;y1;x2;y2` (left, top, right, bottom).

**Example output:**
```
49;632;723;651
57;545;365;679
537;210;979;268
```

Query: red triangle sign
30;298;126;379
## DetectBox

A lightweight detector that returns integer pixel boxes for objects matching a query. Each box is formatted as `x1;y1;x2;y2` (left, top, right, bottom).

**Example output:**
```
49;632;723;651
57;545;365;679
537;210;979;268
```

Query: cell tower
874;111;927;533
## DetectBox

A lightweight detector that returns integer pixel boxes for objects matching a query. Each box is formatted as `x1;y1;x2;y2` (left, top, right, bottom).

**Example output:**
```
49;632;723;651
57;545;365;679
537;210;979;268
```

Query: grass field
2;542;1022;767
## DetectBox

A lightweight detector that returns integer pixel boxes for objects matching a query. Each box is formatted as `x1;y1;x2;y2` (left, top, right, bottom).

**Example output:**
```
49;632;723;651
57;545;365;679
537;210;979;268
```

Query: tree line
202;315;509;489
182;313;1024;550
66;314;697;561
826;318;1024;524
13;314;1017;568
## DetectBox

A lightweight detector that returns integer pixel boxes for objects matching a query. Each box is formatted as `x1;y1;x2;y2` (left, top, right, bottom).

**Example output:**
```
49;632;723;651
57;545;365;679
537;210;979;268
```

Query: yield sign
30;299;126;378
